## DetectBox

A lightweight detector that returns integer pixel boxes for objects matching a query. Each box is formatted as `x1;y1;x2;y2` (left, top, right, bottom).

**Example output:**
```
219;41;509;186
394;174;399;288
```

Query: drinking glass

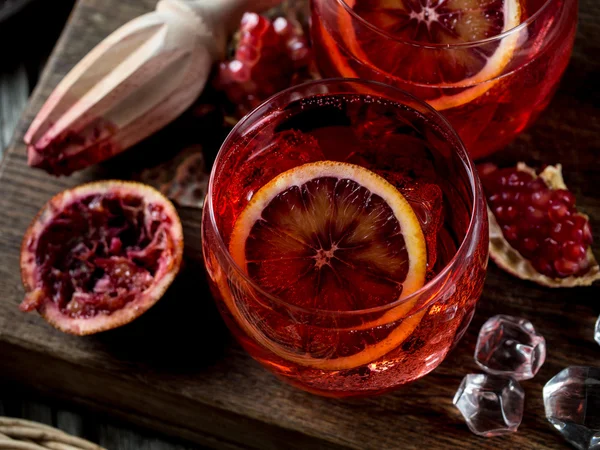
310;0;577;159
202;79;488;397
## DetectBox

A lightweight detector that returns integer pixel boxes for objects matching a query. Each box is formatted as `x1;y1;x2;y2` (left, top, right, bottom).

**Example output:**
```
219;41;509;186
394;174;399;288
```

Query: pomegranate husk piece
488;163;600;287
20;181;184;335
137;144;209;209
161;152;208;209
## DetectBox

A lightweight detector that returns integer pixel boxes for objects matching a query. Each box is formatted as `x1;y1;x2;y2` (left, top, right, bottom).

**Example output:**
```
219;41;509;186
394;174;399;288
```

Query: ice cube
346;101;438;179
454;374;525;437
347;100;418;143
375;170;443;271
235;129;324;200
216;129;324;239
543;366;600;450
595;315;600;346
376;171;443;232
346;134;437;180
475;315;546;380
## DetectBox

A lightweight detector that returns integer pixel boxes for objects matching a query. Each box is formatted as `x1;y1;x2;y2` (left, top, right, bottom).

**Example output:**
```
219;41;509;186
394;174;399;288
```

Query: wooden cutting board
1;0;599;449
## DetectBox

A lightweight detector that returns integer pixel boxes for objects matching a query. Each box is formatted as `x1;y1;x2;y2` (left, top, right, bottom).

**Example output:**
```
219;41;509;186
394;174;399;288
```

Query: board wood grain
0;0;599;449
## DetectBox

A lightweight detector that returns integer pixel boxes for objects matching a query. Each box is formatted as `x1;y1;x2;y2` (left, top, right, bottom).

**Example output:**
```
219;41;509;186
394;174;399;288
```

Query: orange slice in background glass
223;161;429;370
323;0;522;110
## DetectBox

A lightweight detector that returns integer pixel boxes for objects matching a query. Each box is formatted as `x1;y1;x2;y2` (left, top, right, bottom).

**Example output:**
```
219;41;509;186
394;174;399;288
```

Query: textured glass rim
335;0;556;49
205;78;486;317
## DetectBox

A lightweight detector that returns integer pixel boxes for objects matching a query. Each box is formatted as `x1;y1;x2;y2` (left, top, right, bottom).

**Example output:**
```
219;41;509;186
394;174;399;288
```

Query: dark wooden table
0;2;198;448
0;0;599;449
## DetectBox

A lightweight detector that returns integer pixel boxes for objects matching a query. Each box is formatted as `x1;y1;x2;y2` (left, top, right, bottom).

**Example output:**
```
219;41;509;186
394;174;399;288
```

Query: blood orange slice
224;161;428;370
322;0;522;110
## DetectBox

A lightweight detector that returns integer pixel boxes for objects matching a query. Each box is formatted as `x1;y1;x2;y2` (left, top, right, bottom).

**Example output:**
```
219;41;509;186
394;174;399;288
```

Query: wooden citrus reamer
24;0;279;176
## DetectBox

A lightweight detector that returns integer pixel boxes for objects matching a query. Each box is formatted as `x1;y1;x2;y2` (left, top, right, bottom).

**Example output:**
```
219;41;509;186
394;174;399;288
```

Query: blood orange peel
223;161;430;370
20;181;184;335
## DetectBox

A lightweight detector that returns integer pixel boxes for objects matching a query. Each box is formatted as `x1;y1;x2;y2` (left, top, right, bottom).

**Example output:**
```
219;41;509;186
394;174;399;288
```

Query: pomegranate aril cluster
481;167;593;278
215;12;312;118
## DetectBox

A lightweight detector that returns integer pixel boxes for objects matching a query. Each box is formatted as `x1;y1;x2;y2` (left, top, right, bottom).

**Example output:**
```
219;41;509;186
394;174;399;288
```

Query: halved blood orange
321;0;522;110
223;161;428;370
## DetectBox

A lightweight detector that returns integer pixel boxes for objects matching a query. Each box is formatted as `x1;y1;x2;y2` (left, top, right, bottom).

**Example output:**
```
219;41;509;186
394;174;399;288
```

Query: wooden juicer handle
24;0;280;176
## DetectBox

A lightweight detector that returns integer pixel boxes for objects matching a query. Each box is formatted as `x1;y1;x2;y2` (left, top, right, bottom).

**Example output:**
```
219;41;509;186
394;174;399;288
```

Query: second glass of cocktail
202;79;488;397
311;0;577;159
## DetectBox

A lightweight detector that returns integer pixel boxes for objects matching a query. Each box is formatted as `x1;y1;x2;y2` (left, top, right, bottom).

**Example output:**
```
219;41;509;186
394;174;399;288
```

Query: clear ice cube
454;374;525;437
543;366;600;450
595;315;600;346
475;315;546;380
373;170;443;270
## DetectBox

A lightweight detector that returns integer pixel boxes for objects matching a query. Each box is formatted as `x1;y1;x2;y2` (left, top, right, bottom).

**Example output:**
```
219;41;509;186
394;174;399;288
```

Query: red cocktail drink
311;0;577;159
202;79;488;396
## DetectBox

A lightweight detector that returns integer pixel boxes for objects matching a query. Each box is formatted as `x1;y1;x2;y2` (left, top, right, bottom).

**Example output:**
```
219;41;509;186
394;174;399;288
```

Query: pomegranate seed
564;217;586;243
548;202;570;222
522;237;538;253
531;257;554;277
569;227;584;243
478;163;498;178
242;12;260;28
238;45;259;64
507;172;527;187
514;191;528;208
489;193;501;205
531;191;551;207
517;220;535;237
562;241;586;262
529;179;546;191
273;16;288;33
535;223;551;237
554;259;580;277
551;190;576;208
559;218;578;241
525;205;545;223
502;225;518;242
572;215;588;230
497;174;509;186
494;205;514;222
542;238;560;260
481;165;594;279
502;191;517;203
504;205;518;221
550;222;564;241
